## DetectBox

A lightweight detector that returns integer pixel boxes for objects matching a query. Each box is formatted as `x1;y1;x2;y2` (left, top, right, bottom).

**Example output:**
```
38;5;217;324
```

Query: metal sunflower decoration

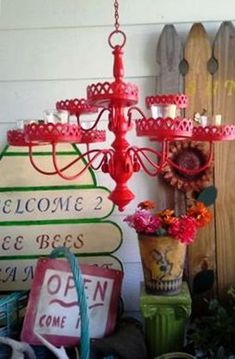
162;141;212;192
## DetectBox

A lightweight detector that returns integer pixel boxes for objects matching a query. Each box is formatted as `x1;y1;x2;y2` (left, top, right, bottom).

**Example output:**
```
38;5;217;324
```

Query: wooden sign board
0;144;94;187
0;187;113;222
0;145;123;292
21;258;123;346
0;221;122;256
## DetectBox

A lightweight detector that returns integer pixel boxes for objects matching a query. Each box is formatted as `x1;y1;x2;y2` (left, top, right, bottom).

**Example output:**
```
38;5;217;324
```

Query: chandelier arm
51;145;104;172
86;144;113;170
52;153;93;181
158;139;169;172
29;145;59;175
136;140;170;172
134;151;161;176
119;146;161;175
138;147;167;173
127;146;162;158
127;106;146;127
130;145;168;175
29;144;92;176
135;146;163;162
52;144;111;180
166;141;214;176
76;108;111;131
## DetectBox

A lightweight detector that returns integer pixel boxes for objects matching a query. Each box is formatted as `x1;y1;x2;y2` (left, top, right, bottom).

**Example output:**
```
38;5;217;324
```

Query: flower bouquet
124;200;212;295
124;200;212;244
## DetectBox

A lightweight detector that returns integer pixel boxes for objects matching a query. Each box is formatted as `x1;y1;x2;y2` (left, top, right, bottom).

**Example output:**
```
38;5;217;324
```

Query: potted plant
124;200;212;295
187;286;235;358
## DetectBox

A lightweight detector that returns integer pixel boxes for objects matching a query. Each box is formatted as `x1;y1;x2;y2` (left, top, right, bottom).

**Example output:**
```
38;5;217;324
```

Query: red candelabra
7;0;235;211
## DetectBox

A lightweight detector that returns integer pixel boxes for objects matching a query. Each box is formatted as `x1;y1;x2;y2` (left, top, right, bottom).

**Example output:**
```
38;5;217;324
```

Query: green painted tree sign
0;144;123;290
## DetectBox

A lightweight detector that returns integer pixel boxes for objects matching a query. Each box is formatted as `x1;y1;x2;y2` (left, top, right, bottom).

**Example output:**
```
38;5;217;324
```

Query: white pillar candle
44;110;55;123
16;119;35;129
151;105;162;119
57;110;69;124
200;115;208;128
43;110;69;124
16;120;24;129
164;104;177;119
215;114;222;126
69;116;78;125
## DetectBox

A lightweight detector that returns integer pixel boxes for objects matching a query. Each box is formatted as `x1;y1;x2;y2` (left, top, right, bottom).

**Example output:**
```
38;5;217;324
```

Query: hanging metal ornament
162;141;212;192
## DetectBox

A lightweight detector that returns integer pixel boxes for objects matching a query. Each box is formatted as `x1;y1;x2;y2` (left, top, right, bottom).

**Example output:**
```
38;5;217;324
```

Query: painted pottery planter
138;234;186;295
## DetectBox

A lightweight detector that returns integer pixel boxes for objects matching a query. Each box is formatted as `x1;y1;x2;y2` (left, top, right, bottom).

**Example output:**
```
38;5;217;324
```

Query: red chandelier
7;0;235;211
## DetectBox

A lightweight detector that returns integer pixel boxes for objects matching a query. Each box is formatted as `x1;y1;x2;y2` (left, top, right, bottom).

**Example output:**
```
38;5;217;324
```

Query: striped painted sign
0;221;122;256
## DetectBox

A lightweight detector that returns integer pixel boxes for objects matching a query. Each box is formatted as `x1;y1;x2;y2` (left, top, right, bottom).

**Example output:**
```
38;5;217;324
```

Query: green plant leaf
192;269;214;295
156;228;167;236
197;186;218;206
215;346;226;359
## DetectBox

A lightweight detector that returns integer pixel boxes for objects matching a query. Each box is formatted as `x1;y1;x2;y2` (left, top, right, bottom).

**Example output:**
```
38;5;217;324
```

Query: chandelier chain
114;0;120;31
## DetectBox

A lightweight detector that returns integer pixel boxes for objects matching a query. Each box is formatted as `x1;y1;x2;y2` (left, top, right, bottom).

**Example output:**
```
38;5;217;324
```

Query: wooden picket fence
154;21;235;298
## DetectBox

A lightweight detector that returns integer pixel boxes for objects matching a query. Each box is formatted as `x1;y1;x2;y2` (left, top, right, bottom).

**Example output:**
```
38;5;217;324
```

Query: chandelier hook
108;0;126;49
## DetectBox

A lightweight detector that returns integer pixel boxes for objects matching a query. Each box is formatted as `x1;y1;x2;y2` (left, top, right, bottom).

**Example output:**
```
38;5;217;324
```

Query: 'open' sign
21;258;123;346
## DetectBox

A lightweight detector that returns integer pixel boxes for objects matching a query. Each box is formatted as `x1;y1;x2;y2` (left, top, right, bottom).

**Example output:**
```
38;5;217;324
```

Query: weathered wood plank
155;24;185;213
184;23;216;290
185;23;212;118
213;21;235;295
156;25;183;94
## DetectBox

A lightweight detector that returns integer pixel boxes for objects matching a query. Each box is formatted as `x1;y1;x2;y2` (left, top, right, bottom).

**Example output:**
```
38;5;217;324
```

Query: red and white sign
21;258;123;346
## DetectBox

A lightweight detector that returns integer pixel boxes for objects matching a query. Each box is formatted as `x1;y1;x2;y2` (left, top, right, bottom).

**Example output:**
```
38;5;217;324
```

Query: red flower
168;216;197;244
187;201;212;227
124;210;161;234
138;200;155;210
124;200;211;244
157;209;176;226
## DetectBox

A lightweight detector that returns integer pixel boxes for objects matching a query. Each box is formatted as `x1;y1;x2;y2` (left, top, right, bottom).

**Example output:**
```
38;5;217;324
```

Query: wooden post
155;24;186;214
184;23;216;291
213;22;235;296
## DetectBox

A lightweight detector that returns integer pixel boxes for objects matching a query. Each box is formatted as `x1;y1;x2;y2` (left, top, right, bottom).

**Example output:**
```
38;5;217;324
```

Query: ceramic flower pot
138;234;186;295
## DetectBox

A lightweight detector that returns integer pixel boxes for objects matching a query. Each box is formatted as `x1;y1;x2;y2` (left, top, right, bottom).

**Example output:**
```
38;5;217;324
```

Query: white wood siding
0;0;234;315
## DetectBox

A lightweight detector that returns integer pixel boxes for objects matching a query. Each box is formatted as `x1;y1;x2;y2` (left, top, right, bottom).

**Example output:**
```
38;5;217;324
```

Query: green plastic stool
140;282;192;358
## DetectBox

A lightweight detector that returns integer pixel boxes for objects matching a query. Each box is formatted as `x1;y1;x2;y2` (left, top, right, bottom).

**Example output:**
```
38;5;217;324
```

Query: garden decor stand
140;282;192;358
